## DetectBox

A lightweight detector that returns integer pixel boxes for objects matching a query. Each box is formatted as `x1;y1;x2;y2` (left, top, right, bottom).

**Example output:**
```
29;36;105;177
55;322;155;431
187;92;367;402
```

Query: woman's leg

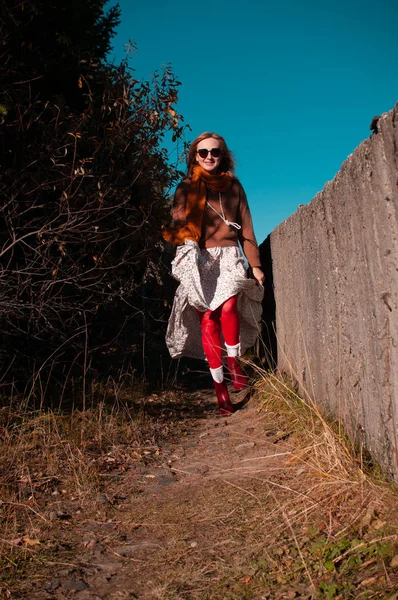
219;295;240;346
220;295;248;390
197;309;234;415
197;309;223;370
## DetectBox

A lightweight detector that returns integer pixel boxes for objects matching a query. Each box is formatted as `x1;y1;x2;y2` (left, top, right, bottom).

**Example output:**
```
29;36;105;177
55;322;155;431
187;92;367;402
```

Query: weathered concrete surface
269;103;398;478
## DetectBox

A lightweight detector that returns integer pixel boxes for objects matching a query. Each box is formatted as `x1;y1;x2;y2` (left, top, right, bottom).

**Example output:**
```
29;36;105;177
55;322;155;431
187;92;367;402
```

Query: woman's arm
237;184;265;285
252;266;265;286
171;180;190;226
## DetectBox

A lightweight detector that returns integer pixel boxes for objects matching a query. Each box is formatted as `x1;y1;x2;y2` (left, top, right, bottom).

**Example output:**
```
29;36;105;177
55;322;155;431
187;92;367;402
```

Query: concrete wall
268;103;398;478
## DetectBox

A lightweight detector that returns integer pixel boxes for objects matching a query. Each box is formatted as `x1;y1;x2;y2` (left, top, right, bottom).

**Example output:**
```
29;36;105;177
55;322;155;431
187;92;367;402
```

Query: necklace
206;193;241;230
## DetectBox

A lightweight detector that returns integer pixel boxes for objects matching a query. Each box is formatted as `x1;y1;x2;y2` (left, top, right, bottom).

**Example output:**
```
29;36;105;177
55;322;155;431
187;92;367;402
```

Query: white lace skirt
166;240;264;360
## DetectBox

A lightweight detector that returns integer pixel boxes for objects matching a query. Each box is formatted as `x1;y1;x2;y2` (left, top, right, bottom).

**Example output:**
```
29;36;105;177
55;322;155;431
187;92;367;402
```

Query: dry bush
0;1;188;394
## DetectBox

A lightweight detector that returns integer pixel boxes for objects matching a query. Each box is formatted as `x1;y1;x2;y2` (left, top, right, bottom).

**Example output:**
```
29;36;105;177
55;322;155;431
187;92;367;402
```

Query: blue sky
108;0;398;243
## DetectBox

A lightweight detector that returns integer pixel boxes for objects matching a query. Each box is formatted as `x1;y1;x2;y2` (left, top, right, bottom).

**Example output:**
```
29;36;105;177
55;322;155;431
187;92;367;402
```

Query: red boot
227;356;248;390
213;381;234;415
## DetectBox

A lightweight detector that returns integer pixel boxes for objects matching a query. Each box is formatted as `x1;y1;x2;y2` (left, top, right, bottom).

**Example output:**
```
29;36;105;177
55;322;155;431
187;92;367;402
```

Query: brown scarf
162;165;233;246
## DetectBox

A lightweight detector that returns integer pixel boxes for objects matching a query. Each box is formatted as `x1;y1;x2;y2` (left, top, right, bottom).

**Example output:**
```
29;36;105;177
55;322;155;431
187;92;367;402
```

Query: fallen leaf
391;554;398;568
370;519;386;531
360;508;375;527
10;536;41;547
22;536;41;547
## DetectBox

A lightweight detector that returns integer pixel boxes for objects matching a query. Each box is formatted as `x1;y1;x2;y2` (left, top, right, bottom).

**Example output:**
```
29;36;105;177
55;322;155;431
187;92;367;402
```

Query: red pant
197;295;240;369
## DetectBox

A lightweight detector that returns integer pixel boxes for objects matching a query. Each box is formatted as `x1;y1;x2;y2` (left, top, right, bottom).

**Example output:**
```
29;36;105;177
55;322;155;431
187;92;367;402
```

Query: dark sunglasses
197;148;222;159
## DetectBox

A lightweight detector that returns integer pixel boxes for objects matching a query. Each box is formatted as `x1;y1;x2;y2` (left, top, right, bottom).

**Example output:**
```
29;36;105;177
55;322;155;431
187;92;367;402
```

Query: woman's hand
252;267;265;286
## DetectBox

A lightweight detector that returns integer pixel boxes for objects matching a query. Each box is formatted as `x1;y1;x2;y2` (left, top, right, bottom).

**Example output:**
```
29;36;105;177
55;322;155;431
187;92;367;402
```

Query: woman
163;132;264;415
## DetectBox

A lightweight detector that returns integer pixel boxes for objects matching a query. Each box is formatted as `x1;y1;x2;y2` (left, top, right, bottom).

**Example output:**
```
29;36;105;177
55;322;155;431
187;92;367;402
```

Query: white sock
209;365;224;383
225;342;240;357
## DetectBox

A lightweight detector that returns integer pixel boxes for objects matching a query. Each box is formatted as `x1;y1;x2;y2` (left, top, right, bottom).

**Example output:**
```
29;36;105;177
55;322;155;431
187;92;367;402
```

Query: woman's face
195;138;222;173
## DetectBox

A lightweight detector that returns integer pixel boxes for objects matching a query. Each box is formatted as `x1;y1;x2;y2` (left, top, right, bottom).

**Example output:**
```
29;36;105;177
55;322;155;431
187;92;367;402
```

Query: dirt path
11;383;398;600
23;387;304;600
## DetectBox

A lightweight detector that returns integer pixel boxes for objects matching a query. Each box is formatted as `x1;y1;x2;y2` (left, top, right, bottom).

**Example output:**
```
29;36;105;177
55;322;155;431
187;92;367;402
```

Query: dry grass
253;369;362;478
244;368;398;597
0;378;186;577
251;368;397;522
1;369;398;599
